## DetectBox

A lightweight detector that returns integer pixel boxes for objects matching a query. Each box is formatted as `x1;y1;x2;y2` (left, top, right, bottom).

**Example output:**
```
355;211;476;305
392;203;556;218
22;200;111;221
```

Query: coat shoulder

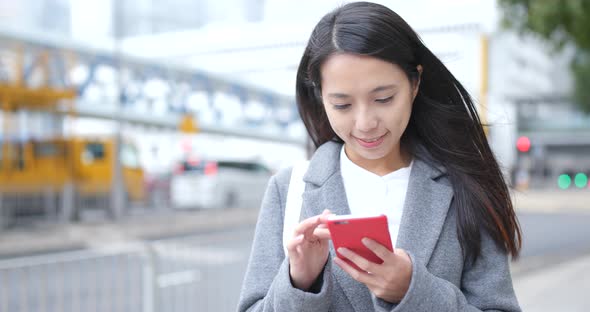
273;166;294;190
267;166;294;207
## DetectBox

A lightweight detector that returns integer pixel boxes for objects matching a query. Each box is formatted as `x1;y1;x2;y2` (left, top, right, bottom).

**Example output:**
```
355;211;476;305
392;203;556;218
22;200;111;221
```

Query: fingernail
295;234;304;241
362;238;371;245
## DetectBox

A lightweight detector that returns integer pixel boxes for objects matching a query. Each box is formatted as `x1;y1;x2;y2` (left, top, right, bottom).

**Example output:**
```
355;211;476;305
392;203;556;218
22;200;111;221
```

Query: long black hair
295;1;521;263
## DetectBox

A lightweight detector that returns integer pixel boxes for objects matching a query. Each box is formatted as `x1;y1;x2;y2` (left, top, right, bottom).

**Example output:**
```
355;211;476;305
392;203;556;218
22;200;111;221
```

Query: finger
319;212;336;224
394;248;407;256
337;247;378;274
393;248;412;262
293;215;322;237
362;238;394;262
285;234;305;255
333;257;372;285
312;228;331;240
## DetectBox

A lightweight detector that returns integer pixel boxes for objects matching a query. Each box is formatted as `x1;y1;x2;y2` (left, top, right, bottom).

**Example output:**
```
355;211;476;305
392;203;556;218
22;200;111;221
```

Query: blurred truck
0;136;145;221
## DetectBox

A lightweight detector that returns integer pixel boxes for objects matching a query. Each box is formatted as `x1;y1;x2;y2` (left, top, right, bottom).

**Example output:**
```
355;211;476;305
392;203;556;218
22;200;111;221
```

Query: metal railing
0;238;239;312
0;188;171;228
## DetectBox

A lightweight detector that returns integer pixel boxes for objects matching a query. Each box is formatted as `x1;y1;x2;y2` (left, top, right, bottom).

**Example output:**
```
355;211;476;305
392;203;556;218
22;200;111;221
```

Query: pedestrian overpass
0;27;304;145
0;27;308;225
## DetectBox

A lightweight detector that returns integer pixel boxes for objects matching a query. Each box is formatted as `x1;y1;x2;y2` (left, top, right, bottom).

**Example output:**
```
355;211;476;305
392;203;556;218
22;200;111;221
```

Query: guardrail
0;238;239;312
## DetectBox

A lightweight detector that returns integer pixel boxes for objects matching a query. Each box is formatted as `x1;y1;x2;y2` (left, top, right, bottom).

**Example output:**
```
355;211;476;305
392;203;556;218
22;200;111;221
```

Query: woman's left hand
333;238;413;303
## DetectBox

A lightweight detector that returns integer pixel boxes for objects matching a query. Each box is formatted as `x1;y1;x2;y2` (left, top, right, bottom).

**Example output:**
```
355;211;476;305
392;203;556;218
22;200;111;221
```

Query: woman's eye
333;104;351;110
375;96;393;104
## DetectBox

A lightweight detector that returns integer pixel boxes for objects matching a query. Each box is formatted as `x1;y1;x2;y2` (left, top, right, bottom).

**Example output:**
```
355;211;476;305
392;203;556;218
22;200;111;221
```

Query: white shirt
339;146;412;247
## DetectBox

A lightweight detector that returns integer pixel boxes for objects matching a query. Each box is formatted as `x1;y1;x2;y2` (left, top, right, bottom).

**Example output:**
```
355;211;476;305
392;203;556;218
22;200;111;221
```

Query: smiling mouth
356;135;385;143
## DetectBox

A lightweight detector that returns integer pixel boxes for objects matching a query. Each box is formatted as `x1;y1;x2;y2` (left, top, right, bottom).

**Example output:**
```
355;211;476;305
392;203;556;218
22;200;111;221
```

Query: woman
238;2;522;311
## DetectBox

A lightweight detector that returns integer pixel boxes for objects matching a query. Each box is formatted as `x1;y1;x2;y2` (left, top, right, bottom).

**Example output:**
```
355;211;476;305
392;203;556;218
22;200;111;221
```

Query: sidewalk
0;207;261;258
513;253;590;311
512;189;590;214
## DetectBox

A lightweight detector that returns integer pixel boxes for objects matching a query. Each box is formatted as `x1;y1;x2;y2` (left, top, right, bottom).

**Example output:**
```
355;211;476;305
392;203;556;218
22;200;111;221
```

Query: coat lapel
302;171;373;312
299;142;454;311
300;142;373;311
395;158;454;266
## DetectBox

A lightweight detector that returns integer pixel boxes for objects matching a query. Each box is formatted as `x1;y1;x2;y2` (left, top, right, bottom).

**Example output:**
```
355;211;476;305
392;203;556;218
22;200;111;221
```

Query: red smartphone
326;214;393;271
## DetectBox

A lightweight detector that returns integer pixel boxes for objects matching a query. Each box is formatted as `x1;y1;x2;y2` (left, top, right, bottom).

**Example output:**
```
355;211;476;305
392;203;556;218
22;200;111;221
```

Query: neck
345;145;410;176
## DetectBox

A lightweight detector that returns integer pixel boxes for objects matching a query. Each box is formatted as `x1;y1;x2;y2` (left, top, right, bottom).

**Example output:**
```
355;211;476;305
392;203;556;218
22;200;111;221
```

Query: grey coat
237;141;521;312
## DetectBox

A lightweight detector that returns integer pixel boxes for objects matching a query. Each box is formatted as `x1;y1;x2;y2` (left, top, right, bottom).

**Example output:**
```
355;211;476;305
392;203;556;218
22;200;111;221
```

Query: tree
498;0;590;113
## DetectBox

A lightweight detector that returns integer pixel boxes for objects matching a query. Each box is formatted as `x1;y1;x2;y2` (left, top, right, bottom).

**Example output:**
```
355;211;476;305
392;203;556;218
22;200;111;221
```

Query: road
518;212;590;258
0;212;589;312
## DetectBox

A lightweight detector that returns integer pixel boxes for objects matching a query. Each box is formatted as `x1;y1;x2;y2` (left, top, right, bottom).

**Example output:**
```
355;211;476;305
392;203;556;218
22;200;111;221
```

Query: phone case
326;214;393;272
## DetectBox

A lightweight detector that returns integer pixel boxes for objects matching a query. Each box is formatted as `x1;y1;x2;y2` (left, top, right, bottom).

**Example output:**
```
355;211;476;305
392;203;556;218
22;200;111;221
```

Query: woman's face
320;53;420;170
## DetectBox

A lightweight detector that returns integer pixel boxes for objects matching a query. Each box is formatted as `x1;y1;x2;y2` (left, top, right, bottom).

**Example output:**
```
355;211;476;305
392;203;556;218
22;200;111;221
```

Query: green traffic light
574;173;588;189
558;174;572;189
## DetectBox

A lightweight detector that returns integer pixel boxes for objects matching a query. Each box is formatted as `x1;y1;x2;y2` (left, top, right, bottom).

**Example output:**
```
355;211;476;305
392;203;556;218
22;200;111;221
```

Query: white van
170;159;272;210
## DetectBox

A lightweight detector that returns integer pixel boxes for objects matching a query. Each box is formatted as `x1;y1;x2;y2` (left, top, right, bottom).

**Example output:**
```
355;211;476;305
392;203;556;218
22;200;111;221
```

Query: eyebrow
327;84;397;99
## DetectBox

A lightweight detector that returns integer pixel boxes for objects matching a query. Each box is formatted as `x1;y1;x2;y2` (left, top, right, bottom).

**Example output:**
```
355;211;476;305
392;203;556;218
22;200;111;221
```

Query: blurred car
170;158;272;210
144;171;172;208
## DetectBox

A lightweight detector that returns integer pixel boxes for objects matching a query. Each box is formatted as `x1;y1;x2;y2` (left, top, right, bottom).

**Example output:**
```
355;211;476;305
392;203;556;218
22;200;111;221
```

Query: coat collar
300;141;453;311
303;141;447;186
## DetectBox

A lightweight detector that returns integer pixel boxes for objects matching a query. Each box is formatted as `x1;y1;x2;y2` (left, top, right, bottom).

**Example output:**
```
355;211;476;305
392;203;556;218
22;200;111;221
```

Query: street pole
110;0;125;220
480;33;489;136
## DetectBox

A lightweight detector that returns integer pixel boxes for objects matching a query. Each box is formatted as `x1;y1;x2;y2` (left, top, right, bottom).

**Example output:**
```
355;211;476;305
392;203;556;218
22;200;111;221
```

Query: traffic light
557;172;589;189
557;174;572;190
516;136;531;153
574;173;588;189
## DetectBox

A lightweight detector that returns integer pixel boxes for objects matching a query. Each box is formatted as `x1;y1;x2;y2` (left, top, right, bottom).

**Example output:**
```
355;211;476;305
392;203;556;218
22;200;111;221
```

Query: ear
412;65;423;100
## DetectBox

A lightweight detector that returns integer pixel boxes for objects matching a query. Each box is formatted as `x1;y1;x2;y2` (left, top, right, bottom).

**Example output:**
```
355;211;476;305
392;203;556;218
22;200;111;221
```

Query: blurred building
0;0;71;35
0;0;266;38
1;0;587;189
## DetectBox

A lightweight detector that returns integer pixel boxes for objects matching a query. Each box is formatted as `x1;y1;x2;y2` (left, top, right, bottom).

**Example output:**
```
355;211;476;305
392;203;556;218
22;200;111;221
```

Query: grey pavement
513;253;590;311
0;207;261;258
512;189;590;214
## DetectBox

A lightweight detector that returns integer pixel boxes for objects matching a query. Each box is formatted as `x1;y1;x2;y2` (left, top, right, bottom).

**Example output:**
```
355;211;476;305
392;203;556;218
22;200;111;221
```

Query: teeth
363;137;379;142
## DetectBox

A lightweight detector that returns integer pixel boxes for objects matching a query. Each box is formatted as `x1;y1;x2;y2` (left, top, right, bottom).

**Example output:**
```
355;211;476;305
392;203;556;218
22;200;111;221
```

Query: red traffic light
516;136;531;153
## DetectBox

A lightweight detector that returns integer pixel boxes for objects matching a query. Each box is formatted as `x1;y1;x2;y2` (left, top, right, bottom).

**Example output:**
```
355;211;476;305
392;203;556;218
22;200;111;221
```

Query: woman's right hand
286;209;333;291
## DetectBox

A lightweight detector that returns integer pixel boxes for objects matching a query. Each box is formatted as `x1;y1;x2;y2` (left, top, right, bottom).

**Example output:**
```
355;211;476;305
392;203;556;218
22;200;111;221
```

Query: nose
355;108;378;133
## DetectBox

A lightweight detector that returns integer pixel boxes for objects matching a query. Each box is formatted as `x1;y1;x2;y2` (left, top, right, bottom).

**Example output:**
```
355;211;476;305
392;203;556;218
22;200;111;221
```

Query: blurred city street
0;190;589;311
